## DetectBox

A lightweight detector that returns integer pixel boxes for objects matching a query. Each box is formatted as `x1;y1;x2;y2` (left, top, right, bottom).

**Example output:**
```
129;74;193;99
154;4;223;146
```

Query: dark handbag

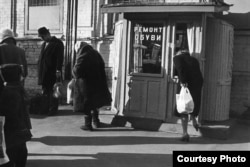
29;93;49;115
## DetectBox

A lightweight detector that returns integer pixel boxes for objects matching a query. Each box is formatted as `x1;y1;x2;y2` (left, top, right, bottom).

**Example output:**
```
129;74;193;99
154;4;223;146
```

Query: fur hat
0;28;15;43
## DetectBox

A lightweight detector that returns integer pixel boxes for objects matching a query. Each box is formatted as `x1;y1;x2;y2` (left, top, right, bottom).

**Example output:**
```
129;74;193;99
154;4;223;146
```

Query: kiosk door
111;20;124;112
124;21;168;120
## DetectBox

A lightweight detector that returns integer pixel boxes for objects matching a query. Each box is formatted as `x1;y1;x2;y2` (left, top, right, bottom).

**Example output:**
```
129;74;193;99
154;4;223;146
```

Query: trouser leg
80;100;93;131
42;86;59;116
92;109;100;128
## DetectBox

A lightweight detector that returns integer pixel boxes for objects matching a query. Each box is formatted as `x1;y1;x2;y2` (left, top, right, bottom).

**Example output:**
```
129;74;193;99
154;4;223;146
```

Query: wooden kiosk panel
127;78;147;116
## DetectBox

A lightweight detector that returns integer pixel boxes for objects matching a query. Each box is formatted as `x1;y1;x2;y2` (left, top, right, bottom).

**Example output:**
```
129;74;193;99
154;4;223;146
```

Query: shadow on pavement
30;127;250;145
27;153;172;167
30;109;114;119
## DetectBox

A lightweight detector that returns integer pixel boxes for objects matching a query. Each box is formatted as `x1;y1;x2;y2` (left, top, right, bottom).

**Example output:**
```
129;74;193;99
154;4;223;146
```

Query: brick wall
0;0;114;98
15;38;114;97
16;38;43;95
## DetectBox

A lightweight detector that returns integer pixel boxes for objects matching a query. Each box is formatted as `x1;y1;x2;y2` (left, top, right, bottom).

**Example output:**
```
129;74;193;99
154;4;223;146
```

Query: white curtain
187;22;202;59
187;22;205;73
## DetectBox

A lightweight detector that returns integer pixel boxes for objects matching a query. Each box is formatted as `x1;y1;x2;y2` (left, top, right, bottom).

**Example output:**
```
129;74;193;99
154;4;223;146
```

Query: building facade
0;0;114;95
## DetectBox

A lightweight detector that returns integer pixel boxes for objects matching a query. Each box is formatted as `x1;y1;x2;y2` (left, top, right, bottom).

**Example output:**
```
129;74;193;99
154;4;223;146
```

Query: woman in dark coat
173;49;203;142
72;42;112;131
0;64;32;167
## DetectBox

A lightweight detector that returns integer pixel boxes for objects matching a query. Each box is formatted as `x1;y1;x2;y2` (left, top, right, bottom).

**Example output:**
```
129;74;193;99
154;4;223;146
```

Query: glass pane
175;23;188;53
130;22;163;74
28;6;60;30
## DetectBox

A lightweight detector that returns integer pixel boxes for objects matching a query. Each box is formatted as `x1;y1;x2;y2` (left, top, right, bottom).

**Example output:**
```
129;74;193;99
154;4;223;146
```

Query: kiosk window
175;23;188;52
130;22;163;74
173;23;188;77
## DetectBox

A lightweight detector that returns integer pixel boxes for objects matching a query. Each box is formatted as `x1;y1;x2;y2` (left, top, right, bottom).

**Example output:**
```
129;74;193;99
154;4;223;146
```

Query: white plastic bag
0;116;9;165
67;79;75;104
176;86;194;114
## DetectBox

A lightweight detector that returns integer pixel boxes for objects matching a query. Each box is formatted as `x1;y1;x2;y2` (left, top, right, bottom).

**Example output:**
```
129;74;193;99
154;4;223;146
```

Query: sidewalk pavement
26;105;250;167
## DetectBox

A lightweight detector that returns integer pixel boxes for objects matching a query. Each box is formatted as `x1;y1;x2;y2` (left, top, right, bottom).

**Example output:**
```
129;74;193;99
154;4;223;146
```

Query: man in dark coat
73;42;112;131
37;27;64;116
173;49;203;142
0;28;28;94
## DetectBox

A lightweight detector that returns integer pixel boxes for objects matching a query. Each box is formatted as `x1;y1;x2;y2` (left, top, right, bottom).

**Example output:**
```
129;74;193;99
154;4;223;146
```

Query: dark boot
80;115;93;131
92;109;100;128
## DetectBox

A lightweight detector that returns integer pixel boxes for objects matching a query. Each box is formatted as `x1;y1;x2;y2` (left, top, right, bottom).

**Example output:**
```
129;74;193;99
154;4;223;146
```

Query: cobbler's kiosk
102;1;233;130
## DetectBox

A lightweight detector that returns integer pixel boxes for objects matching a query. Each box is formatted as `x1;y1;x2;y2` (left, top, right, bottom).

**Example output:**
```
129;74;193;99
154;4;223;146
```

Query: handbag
176;86;194;114
29;93;49;115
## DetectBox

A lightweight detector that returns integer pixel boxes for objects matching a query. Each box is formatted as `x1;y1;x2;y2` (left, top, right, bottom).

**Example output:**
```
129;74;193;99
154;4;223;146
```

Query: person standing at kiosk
173;49;203;142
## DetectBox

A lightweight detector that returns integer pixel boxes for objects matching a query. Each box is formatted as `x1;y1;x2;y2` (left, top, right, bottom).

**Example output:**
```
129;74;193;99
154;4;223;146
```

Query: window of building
130;22;164;74
77;0;92;27
25;0;63;35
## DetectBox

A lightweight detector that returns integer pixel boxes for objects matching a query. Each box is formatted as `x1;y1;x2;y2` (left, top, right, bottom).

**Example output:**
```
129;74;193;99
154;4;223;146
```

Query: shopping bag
0;117;9;165
67;79;75;104
176;86;194;114
53;82;63;98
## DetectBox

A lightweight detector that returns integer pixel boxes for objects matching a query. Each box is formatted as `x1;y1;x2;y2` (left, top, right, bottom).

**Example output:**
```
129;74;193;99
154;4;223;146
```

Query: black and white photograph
0;0;249;167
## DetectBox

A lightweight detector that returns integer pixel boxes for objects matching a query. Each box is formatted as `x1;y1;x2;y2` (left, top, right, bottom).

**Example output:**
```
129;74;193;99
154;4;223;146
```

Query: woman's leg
190;115;200;131
180;114;189;136
180;114;190;142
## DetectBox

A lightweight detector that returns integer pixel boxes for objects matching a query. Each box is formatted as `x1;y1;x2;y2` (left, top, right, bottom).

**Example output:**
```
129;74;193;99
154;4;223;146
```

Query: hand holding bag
53;75;63;98
176;86;194;114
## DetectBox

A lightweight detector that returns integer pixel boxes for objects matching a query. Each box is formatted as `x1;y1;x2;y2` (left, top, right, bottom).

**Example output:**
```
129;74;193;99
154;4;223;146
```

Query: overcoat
72;43;112;113
0;84;32;148
0;39;27;92
37;37;64;88
173;52;203;117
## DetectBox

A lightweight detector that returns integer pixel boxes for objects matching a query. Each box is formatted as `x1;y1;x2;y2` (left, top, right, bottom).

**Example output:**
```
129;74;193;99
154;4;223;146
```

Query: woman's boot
80;115;93;131
92;109;100;128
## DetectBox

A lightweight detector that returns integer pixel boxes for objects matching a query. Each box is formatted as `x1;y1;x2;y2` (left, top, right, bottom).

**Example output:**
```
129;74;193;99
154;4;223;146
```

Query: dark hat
38;27;50;37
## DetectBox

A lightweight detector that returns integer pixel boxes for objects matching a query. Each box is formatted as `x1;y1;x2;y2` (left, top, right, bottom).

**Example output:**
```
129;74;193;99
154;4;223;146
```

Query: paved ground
26;105;250;167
